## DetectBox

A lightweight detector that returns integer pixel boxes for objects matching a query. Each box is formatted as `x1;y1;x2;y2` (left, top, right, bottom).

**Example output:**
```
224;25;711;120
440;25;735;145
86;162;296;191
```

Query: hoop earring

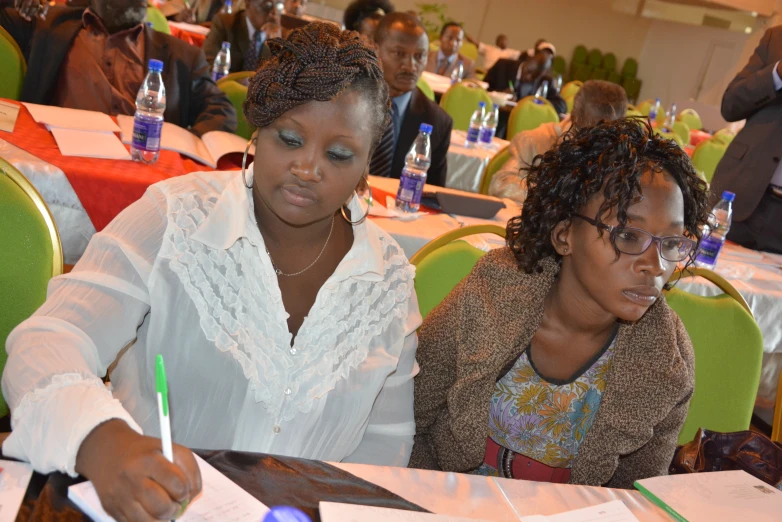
242;137;256;189
341;177;372;226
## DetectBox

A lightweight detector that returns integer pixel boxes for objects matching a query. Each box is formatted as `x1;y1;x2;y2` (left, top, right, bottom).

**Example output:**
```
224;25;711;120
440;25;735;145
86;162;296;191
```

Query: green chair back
551;56;566;77
479;145;510;195
507;96;559;141
410;225;506;320
571;45;588;64
0;158;63;417
564;94;575;114
572;63;592;82
218;80;254;140
654;128;684;148
217;71;255;86
665;286;763;444
637;98;665;123
439;81;493;132
607;71;622;85
713;128;736;145
587;48;602;67
589;68;608;81
602;52;617;71
691;138;728;183
459;41;479;63
0;26;26;101
677;108;702;131
560;80;582;100
417;76;435;101
672;120;691;146
621;76;642;104
621;57;638;78
626;107;643;118
145;6;171;34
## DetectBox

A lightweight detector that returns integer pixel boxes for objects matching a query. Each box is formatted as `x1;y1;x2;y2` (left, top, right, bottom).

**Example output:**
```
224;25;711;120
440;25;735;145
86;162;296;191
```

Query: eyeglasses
573;214;696;263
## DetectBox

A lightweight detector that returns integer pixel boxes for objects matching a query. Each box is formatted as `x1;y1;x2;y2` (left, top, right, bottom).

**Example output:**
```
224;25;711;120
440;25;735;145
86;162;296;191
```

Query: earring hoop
242;137;256;189
341;177;372;226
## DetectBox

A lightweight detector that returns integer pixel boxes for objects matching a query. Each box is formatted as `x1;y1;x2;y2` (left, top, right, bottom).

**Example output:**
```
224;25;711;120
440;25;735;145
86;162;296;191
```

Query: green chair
506;96;559;141
626;106;643;118
677;108;702;131
0;158;63;417
602;52;617;72
572;64;593;82
637;98;665;124
589;68;608;81
654;128;684;148
439;81;493;132
666;269;762;445
459;41;479;63
218;80;254;140
607;71;622;85
691;137;728;183
587;48;602;67
479;145;510;195
145;6;171;34
564;94;575;114
560;80;582;100
672;120;691;146
551;56;566;77
621;76;642;104
217;71;255;86
571;45;588;65
0;26;26;101
621;57;638;78
713;128;736;145
417;76;435;101
410;225;506;320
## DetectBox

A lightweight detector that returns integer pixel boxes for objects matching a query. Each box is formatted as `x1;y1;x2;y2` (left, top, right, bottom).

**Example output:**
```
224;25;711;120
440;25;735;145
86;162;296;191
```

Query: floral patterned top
475;332;616;475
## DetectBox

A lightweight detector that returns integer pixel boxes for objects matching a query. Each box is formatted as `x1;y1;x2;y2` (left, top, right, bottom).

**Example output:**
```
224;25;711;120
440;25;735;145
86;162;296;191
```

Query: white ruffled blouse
2;168;421;476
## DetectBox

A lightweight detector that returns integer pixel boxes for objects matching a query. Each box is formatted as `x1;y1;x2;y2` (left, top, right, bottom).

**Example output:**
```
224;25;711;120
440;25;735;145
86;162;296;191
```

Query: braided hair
244;22;391;151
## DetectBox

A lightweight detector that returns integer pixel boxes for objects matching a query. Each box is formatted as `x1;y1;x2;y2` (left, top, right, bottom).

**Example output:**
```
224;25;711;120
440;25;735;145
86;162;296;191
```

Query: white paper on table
0;459;34;522
635;470;782;522
22;103;120;133
68;454;269;522
519;501;639;522
0;100;21;133
367;196;427;221
50;127;131;160
319;502;492;522
117;115;253;168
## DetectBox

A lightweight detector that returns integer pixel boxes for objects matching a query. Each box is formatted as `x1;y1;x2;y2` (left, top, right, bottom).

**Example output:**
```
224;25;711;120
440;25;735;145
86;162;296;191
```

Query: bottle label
132;117;163;152
397;170;425;204
695;234;724;266
212;70;227;82
479;127;495;144
466;126;481;143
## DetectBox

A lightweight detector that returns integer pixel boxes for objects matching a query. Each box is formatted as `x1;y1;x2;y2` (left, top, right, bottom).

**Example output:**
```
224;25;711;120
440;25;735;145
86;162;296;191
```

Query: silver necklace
265;215;335;277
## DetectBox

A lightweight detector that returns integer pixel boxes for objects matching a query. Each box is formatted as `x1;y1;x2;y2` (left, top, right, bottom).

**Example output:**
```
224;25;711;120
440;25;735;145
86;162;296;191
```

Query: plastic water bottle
221;0;232;14
211;41;231;81
695;191;735;269
465;101;486;149
450;61;464;85
662;102;677;132
534;80;549;101
648;97;661;124
395;123;432;213
263;506;311;522
131;59;166;164
479;104;499;148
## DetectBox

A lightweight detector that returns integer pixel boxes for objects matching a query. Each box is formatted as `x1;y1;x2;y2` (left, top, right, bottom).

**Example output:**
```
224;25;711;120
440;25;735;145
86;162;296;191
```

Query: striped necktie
244;31;264;72
370;103;398;178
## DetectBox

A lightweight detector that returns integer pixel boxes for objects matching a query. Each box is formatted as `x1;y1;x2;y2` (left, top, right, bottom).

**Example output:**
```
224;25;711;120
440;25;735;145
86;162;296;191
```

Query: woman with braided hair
4;22;420;521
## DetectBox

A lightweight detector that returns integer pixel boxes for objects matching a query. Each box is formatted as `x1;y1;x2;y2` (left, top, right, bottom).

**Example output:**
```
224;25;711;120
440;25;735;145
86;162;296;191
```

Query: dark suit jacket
392;88;453;188
711;26;782;221
0;6;236;136
424;50;476;79
203;10;271;72
484;58;566;115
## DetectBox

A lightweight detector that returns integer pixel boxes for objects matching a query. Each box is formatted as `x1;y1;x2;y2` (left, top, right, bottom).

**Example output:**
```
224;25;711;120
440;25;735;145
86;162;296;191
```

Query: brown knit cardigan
409;248;695;489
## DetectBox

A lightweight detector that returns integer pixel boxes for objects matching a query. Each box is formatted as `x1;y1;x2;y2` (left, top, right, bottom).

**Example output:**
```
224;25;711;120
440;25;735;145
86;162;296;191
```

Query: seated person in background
284;0;306;16
424;21;475;79
490;80;628;204
169;0;242;25
343;0;394;40
1;0;236;136
204;0;281;73
486;49;566;114
372;12;453;186
4;22;420;521
465;33;522;71
411;119;710;487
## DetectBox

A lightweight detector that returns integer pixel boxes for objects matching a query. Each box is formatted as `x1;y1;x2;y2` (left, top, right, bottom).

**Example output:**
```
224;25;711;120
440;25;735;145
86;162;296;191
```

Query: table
446;130;509;193
421;71;490;95
13;448;670;522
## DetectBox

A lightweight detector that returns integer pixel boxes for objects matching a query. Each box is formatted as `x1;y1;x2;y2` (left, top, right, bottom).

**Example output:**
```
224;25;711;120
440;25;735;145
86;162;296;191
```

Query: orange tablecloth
689;129;712;147
2;100;241;231
169;25;207;47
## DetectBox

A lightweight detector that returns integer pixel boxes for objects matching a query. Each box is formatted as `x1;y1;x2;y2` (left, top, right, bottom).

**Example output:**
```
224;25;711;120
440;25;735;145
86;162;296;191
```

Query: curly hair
343;0;395;32
507;118;711;274
244;22;390;150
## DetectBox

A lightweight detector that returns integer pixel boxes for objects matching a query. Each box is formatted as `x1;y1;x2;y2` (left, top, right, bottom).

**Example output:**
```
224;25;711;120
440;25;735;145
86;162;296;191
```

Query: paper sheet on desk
0;100;20;133
50;127;131;160
22;103;120;133
519;501;639;522
368;196;427;221
320;502;492;521
68;454;269;521
0;460;34;522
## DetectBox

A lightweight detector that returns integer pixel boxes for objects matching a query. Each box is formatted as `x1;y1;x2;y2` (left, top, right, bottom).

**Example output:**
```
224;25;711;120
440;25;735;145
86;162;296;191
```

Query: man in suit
710;26;782;253
372;12;453;187
485;47;566;115
1;0;236;136
203;0;281;73
424;21;475;80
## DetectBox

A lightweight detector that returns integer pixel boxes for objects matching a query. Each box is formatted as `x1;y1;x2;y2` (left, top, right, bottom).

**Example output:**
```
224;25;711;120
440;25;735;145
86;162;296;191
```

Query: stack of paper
68;455;269;521
0;459;34;522
23;103;131;161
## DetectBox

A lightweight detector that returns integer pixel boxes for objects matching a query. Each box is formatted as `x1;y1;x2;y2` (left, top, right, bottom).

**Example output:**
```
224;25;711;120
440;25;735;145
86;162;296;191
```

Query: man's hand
14;0;48;21
261;21;282;40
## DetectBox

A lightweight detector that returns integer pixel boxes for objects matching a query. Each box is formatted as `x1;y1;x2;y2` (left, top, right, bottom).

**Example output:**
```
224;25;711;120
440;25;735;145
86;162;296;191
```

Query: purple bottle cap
262;506;311;522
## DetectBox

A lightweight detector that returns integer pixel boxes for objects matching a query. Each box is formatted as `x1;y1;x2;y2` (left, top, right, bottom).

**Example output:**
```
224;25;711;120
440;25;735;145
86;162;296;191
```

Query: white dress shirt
478;43;521;71
2;168;421;476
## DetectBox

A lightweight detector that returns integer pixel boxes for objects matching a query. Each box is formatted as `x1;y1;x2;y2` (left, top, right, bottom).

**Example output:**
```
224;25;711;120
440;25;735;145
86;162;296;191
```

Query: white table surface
333;462;670;521
446;130;509;194
421;71;489;95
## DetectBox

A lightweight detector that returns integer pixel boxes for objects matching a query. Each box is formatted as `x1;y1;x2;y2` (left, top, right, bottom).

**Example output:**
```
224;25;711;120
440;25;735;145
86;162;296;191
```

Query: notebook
68;454;269;522
117;115;254;168
22;103;121;133
634;470;782;522
319;502;492;522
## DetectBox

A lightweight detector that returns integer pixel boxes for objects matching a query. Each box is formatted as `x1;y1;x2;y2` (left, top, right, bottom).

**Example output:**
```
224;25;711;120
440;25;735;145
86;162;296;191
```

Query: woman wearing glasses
410;119;711;487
